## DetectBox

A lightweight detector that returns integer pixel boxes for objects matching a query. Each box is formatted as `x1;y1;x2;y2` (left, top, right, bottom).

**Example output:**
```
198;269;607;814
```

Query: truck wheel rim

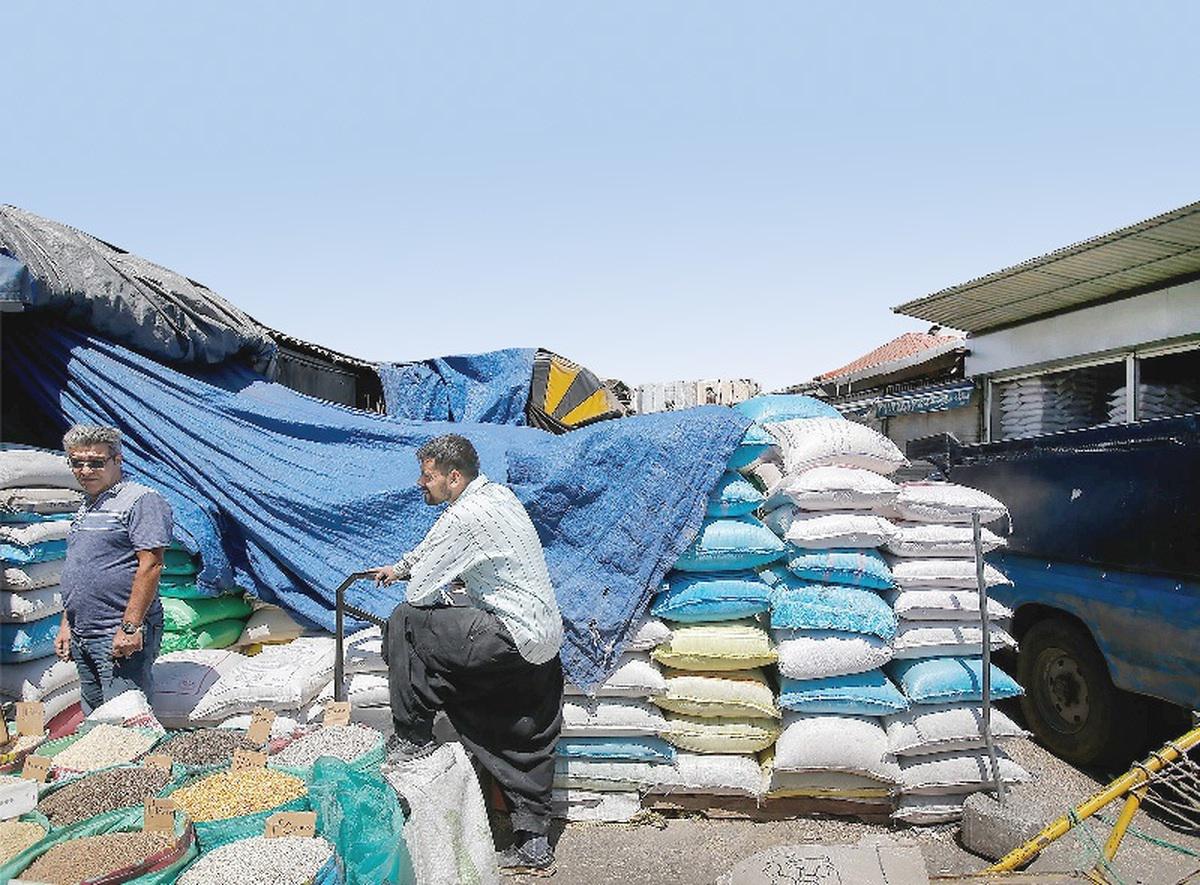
1038;650;1089;734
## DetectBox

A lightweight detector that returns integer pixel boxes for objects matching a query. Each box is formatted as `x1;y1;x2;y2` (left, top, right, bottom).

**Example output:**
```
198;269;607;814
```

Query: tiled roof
819;331;963;381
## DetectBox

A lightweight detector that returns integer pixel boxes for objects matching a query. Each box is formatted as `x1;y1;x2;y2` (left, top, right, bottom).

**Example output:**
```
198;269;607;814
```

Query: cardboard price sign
15;701;44;737
143;754;173;774
231;748;267;771
323;701;351;727
247;708;277;745
20;755;51;783
143;798;176;833
265;810;317;839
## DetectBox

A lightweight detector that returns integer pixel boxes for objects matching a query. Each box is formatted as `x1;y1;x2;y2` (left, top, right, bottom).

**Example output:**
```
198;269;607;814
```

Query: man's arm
112;547;163;658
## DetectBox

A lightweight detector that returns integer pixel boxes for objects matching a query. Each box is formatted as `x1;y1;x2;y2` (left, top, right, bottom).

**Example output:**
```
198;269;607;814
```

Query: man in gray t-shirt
54;425;173;713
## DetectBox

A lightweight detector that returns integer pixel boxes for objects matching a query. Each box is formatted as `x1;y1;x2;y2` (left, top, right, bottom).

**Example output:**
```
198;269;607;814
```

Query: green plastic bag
157;578;208;599
162;595;251;632
308;757;414;885
160;617;245;654
163;547;199;577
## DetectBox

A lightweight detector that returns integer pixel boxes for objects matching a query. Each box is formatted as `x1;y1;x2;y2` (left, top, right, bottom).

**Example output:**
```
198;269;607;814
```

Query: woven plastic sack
234;604;304;647
0;775;39;819
344;626;386;673
0;486;81;516
0;445;81;491
778;671;908;716
773;713;900;784
561;698;667;737
270;726;388;780
884;702;1027;757
551;788;642;822
768;417;906;475
150;649;248;728
768;575;898;642
659;712;780;754
160;618;245;655
891;622;1016;660
893;482;1007;525
162;548;199;576
0;656;77;701
773;629;893;680
0;520;69;551
0;560;63;591
652;571;772;623
553;758;660;792
725;424;776;470
0;585;63;623
673;516;786;572
705;471;766;517
766;466;898;512
645;752;764;797
189;637;335;721
885;589;1013;622
889;558;1011;591
156;577;211;599
652;620;777;672
764;507;897;549
308;756;414;885
1;613;59;663
763;749;894;799
785;547;894;591
624;616;671;652
899;748;1029;795
887;657;1023;704
885;523;1006;558
564;652;666;698
162;595;251;632
0;539;65;565
653;668;780;719
732;395;842;425
556;736;675;763
893;793;971;824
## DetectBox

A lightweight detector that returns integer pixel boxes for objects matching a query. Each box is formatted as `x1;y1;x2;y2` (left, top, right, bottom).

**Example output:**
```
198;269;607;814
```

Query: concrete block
960;791;1049;862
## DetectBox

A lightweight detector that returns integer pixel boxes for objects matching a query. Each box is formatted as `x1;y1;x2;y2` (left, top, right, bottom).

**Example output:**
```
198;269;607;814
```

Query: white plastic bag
189;637;335;721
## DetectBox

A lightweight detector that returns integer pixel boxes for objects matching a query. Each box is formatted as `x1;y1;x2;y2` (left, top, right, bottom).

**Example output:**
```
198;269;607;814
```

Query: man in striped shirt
370;434;563;872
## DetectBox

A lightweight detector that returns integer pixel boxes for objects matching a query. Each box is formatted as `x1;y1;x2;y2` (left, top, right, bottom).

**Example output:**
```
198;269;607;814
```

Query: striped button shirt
396;474;563;664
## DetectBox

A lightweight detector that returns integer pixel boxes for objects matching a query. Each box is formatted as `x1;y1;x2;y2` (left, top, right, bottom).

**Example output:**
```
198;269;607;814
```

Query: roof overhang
893;200;1200;333
820;338;966;390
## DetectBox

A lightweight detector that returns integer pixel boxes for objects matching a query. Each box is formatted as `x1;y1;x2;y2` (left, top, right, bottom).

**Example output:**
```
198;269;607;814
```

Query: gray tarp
0;205;276;371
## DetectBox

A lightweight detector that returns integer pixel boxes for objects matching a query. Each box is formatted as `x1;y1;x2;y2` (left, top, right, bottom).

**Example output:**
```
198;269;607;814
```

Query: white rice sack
234;604;303;647
899;748;1029;795
553;759;661;792
0;561;63;591
764;507;897;549
892;622;1017;659
85;689;165;733
565;653;667;699
0;775;39;821
0;446;82;491
894;482;1008;525
317;672;390;707
773;629;893;680
653;668;779;720
189;636;335;721
893;794;971;824
768;418;907;476
551;789;642;822
773;713;901;784
889;558;1011;591
151;649;249;727
561;698;667;737
625;616;671;652
0;487;83;516
218;712;301;738
0;656;78;701
0;585;63;623
342;626;386;673
39;681;82;721
885;524;1006;558
0;520;70;548
645;753;763;797
885;589;1013;622
766;467;899;512
885;703;1027;757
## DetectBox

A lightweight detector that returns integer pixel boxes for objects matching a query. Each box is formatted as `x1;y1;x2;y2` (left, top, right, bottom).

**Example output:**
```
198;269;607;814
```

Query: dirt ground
502;737;1200;885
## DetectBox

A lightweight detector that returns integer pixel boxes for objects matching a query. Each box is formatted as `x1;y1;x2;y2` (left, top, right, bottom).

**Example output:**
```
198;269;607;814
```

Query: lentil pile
157;729;260;767
0;819;46;864
21;831;172;884
51;724;158;773
170;768;306;822
177;834;334;885
39;765;172;827
271;724;381;768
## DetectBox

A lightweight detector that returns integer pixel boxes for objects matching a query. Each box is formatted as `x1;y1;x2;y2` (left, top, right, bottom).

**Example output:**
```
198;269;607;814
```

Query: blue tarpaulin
8;319;747;689
377;348;535;425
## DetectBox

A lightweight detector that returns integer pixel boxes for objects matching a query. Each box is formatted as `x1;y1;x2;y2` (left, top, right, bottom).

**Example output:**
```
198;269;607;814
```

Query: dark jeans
384;603;563;835
70;622;162;714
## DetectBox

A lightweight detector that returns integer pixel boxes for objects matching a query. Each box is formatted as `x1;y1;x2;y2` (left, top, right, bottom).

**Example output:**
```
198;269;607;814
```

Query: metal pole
974;512;1006;804
334;576;346;703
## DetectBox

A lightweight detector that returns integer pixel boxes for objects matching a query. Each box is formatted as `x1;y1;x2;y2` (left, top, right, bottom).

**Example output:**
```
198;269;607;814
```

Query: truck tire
1016;618;1145;769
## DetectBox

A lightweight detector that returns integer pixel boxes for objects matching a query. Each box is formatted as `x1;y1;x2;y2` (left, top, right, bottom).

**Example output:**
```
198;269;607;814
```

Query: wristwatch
120;622;143;635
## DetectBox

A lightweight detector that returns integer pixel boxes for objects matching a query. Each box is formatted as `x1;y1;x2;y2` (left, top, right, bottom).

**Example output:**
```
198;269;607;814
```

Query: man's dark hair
416;434;480;479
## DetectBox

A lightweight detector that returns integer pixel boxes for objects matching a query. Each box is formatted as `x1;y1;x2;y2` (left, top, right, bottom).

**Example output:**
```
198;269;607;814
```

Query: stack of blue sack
881;480;1029;824
0;446;83;726
639;421;787;808
738;398;911;812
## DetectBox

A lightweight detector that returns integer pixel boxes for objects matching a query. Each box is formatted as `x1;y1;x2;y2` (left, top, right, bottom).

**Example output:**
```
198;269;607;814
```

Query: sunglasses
69;456;115;471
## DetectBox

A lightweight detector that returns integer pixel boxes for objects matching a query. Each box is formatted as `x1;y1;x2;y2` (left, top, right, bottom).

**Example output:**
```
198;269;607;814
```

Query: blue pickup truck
911;414;1200;767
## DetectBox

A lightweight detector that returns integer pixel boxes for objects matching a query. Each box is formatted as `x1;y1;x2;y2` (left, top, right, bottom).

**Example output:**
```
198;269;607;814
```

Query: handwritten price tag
143;754;172;773
231;748;267;771
20;755;50;783
323;701;351;727
143;798;176;833
265;810;317;838
15;702;44;737
247;708;277;745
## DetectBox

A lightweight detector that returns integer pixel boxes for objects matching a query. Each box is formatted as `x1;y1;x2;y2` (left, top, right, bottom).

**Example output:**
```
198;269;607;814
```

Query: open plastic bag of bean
0;806;196;884
162;765;309;852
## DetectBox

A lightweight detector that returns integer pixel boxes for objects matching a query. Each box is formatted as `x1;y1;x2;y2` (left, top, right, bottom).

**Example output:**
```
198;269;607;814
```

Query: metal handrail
333;571;388;703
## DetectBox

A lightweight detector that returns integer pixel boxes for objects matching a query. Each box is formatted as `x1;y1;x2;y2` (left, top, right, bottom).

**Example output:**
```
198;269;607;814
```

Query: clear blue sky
6;2;1197;390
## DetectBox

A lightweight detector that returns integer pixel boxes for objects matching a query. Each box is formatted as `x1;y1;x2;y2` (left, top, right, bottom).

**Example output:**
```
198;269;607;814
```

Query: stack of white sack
753;413;910;808
556;615;677;821
882;480;1029;824
633;421;788;809
0;446;83;731
308;625;394;733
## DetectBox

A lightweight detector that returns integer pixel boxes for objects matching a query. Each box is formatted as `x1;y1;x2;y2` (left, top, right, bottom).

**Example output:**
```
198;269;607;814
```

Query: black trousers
383;602;563;835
